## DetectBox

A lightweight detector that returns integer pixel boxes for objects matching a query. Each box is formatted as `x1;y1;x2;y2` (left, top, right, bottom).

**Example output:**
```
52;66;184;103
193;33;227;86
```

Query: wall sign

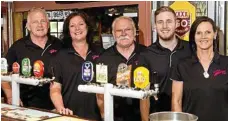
46;10;72;20
170;1;196;41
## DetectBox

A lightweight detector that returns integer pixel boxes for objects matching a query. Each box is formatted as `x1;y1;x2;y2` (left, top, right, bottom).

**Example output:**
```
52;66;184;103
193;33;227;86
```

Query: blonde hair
112;16;136;36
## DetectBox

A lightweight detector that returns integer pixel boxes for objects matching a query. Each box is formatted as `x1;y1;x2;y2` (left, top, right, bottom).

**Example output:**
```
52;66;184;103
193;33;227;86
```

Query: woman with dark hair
50;10;102;120
61;10;93;49
171;16;228;121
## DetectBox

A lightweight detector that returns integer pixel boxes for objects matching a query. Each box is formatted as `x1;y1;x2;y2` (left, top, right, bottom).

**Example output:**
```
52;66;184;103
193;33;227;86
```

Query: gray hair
27;7;49;23
112;16;136;36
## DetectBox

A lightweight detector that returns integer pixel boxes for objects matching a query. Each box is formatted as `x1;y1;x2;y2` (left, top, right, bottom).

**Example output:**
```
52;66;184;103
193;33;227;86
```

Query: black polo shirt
50;45;102;120
5;35;62;110
171;52;228;121
138;37;192;112
96;43;146;121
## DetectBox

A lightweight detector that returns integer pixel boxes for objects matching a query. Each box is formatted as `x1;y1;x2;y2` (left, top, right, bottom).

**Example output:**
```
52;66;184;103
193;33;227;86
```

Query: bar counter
1;103;89;121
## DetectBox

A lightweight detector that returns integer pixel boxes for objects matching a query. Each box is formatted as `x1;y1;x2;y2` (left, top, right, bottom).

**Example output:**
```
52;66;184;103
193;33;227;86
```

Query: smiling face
27;11;49;38
155;11;176;41
69;16;88;42
112;18;135;48
195;22;217;51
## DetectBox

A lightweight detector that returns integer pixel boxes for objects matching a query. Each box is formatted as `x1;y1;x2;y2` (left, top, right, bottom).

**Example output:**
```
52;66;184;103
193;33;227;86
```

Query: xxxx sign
170;1;196;41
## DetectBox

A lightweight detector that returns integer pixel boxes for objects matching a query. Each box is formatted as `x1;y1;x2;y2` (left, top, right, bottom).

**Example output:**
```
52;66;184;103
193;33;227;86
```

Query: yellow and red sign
134;67;149;89
33;60;44;78
170;1;196;41
12;62;20;74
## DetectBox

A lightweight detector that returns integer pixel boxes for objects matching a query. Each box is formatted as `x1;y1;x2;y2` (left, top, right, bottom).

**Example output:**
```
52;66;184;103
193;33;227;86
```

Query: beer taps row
1;58;55;106
78;62;160;121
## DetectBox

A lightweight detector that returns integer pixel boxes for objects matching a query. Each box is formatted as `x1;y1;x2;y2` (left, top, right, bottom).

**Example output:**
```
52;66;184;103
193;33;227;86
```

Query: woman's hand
57;107;73;115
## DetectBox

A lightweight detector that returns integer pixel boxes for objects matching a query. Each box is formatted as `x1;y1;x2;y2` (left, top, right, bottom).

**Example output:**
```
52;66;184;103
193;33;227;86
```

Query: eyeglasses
115;28;133;34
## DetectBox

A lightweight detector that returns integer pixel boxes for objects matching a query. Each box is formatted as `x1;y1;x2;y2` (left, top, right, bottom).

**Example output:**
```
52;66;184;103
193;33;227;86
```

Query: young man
2;7;62;110
96;16;148;121
139;6;192;113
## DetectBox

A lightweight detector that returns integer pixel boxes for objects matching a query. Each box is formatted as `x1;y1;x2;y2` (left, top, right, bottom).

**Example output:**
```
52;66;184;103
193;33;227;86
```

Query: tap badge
33;60;44;78
1;58;8;75
134;67;149;89
21;58;31;77
116;63;132;87
12;62;20;74
82;61;93;82
96;63;108;83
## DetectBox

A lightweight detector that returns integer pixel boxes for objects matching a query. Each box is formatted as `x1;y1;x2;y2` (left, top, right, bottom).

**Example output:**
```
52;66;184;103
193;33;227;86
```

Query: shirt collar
112;41;140;55
25;35;54;48
190;51;220;65
67;44;92;55
155;36;185;51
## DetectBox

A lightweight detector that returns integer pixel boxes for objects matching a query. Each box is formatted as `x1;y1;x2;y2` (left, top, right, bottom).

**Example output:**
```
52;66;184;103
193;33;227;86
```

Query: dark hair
61;10;93;48
189;16;217;53
154;6;176;22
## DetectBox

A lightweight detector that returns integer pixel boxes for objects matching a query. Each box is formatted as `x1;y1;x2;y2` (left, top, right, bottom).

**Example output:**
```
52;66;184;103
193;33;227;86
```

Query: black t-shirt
171;52;228;121
50;45;103;120
138;38;192;112
96;43;146;121
5;35;62;110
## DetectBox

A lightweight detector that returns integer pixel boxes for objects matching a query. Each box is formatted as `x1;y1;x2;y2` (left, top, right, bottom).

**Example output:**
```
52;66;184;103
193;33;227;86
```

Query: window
50;20;63;38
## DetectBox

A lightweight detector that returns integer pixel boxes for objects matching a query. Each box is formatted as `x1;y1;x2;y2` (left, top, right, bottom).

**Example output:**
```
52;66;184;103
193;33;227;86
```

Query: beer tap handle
152;72;159;100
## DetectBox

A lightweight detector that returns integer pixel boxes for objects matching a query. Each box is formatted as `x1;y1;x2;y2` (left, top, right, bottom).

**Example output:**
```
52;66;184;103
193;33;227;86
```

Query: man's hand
6;97;12;104
6;97;24;106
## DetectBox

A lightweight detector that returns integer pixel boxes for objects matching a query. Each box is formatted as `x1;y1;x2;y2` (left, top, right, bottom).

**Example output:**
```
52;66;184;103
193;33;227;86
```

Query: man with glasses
96;16;147;121
2;7;62;110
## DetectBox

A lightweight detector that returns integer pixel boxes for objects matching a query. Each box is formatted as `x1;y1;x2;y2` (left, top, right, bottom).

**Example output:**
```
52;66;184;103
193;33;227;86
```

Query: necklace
203;71;209;78
197;51;214;79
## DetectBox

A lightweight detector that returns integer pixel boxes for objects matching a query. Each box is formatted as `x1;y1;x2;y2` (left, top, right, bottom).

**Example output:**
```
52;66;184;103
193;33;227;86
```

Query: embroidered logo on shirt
92;55;99;60
213;69;226;77
49;49;57;54
135;60;138;65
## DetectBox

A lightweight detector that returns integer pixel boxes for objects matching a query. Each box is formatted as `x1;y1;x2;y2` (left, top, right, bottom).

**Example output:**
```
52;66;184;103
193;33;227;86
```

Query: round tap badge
134;67;149;89
96;63;108;84
1;58;8;75
116;63;132;87
33;60;44;78
12;62;20;74
21;58;31;77
82;61;93;82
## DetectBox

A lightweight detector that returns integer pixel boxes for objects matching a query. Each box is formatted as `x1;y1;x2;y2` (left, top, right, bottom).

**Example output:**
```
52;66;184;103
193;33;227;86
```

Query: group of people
1;6;228;121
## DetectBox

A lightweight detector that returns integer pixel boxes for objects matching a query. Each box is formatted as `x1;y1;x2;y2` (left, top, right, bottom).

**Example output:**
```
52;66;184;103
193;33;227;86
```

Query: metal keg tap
147;71;159;100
